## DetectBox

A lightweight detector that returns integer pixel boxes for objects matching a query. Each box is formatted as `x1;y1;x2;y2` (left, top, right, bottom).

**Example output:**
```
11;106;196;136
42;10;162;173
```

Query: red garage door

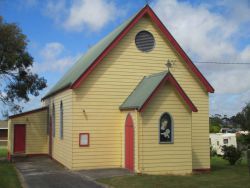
125;114;134;172
14;124;26;154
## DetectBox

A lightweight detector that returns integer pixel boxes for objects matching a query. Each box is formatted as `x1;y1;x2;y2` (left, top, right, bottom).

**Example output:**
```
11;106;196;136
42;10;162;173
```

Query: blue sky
1;0;250;117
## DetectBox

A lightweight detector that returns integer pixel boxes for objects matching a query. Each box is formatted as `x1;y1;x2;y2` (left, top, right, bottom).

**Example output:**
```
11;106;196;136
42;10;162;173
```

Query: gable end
42;5;214;101
70;5;214;93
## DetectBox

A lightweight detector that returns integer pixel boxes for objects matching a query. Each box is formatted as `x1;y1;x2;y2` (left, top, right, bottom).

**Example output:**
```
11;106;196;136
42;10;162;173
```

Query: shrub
222;145;242;165
210;146;217;157
237;134;250;146
237;134;250;149
247;147;250;165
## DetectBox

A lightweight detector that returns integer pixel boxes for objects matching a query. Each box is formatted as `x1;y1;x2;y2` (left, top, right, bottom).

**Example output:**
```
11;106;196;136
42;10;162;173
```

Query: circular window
135;31;155;52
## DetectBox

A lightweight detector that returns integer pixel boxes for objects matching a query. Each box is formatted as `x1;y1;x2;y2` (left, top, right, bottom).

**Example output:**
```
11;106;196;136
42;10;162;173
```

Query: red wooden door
125;114;134;171
14;124;26;154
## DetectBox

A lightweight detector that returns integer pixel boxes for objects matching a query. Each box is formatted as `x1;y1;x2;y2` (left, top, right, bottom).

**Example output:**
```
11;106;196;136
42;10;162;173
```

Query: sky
1;0;250;117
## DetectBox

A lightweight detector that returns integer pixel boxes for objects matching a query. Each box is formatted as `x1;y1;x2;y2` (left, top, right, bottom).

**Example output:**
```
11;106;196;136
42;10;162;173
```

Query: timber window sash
52;103;55;137
60;101;63;139
223;138;228;145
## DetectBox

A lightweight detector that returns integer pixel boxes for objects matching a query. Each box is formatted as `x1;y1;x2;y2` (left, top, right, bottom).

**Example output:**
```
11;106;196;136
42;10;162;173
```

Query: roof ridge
9;106;48;119
120;70;169;110
120;70;198;112
145;70;168;78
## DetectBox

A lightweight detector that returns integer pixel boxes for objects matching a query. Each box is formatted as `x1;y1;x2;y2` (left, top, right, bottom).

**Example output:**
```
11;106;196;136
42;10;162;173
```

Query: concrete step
11;154;28;162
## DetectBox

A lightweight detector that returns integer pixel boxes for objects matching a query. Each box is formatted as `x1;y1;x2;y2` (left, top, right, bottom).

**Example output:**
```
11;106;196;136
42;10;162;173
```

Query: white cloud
40;42;65;60
64;0;117;31
45;0;67;23
210;89;250;116
45;0;123;32
153;0;250;115
209;69;250;94
33;42;80;73
240;45;250;62
153;0;238;61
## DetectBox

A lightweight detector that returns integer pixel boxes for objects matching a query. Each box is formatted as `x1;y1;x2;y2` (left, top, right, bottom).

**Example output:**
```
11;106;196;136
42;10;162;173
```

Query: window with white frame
223;138;228;145
52;103;55;137
60;101;63;139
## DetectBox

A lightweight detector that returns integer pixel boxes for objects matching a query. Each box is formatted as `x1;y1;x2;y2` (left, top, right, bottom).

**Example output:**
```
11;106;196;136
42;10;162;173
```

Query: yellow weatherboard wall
44;89;73;169
140;83;192;174
8;109;48;155
70;16;209;171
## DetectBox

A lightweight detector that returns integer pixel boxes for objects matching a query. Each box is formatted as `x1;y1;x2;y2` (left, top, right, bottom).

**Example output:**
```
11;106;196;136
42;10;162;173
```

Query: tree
0;16;46;114
209;123;221;133
209;116;222;133
231;113;245;129
231;103;250;131
242;103;250;131
210;115;222;125
237;134;250;150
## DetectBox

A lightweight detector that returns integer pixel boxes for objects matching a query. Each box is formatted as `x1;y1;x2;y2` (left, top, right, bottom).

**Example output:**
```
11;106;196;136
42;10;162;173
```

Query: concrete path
77;168;132;180
14;156;104;188
14;156;132;188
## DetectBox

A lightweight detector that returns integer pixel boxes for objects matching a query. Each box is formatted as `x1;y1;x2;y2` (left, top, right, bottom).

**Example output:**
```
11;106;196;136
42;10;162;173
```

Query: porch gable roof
120;71;198;112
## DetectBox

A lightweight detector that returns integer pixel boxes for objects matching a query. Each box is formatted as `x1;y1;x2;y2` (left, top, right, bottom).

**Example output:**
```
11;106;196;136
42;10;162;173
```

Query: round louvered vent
135;31;155;52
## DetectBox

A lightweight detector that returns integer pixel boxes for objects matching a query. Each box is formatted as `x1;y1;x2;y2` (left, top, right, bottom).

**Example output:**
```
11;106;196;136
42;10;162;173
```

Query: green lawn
98;157;250;188
0;147;8;158
0;148;22;188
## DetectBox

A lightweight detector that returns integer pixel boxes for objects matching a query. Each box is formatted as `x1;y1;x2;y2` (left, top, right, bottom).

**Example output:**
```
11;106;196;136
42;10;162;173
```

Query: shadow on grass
98;156;250;188
210;156;229;171
211;155;248;172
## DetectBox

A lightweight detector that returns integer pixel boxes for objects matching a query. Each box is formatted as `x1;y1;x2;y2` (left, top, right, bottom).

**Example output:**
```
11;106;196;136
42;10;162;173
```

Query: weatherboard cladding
0;121;8;129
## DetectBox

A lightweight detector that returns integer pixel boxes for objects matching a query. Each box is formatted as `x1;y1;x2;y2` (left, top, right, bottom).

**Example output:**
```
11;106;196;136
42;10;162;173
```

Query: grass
0;147;8;158
0;148;22;188
98;157;250;188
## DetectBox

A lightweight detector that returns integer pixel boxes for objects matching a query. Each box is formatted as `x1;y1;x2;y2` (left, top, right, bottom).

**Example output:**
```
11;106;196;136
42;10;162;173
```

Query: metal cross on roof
165;60;174;71
145;0;153;5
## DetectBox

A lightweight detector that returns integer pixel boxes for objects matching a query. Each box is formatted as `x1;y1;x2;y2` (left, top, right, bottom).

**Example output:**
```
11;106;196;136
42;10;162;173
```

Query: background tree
241;103;250;131
209;123;221;133
231;103;250;131
0;16;46;115
209;115;222;133
231;113;245;129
